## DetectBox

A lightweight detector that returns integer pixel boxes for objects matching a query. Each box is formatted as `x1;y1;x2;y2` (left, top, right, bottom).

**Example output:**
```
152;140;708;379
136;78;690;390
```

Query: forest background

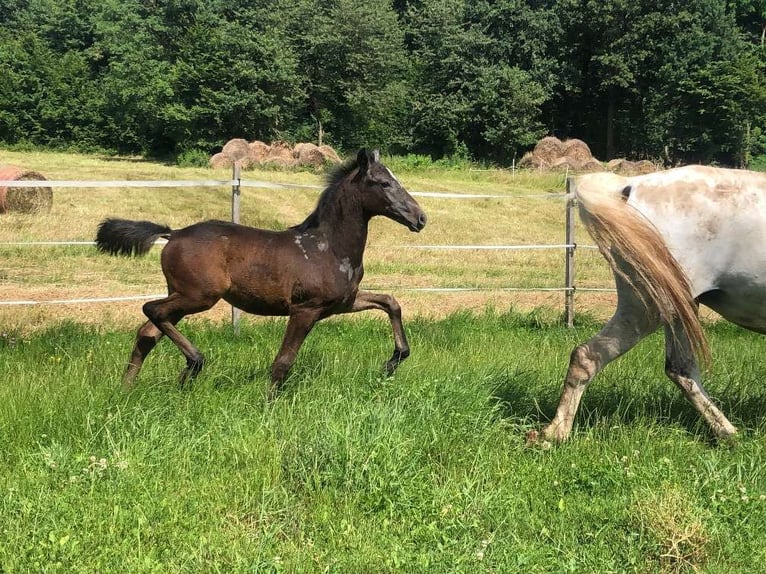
1;0;766;168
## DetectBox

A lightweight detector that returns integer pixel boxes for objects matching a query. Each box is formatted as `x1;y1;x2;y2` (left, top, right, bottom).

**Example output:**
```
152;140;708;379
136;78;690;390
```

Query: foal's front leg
269;308;322;398
347;290;410;376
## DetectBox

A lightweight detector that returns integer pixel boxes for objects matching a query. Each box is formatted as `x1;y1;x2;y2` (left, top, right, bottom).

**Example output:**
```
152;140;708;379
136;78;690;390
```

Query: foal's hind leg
542;282;660;442
123;320;164;389
347;291;410;375
142;292;219;386
664;321;737;440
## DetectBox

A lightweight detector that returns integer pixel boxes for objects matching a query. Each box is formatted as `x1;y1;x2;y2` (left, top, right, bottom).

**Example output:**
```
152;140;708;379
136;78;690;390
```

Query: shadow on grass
488;368;766;441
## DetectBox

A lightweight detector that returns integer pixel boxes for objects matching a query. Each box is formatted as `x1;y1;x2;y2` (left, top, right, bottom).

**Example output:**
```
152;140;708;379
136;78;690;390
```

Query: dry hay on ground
517;152;549;170
221;138;250;160
293;142;326;168
0;166;53;214
606;158;660;175
318;145;341;164
266;141;295;165
550;157;582;171
523;136;597;173
633;159;657;174
579;158;604;172
211;139;342;170
209;152;233;169
532;136;566;164
562;138;593;163
248;141;271;164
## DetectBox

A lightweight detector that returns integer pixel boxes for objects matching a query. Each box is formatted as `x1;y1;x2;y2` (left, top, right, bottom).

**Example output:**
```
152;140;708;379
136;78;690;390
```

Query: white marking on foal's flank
294;234;309;259
339;257;353;280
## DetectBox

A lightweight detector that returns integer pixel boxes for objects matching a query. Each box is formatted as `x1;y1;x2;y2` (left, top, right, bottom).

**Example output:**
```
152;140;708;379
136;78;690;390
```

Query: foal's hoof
383;350;409;376
267;382;283;401
383;360;400;376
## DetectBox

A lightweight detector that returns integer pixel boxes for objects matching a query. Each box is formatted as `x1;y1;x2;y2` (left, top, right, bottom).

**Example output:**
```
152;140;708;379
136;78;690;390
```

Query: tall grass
1;311;765;572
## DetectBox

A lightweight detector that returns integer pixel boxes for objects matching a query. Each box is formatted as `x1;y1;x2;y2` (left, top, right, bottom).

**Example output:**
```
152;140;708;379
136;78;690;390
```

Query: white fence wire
0;173;611;323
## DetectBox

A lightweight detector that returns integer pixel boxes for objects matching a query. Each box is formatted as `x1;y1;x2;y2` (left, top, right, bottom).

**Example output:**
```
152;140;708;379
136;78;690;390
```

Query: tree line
1;0;765;167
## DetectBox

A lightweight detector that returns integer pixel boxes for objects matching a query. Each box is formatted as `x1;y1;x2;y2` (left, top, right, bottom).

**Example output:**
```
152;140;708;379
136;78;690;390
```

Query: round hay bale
292;142;314;159
517;152;549;170
0;166;52;214
550;157;582;171
266;141;294;163
262;156;295;169
247;141;271;164
235;156;254;170
579;158;604;173
613;159;638;174
294;143;326;168
532;136;565;164
606;158;627;172
562;138;593;163
318;145;342;164
633;159;658;174
221;138;250;160
209;152;234;170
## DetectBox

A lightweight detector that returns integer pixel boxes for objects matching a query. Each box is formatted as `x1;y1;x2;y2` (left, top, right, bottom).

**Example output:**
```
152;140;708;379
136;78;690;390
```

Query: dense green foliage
2;311;766;571
1;0;765;165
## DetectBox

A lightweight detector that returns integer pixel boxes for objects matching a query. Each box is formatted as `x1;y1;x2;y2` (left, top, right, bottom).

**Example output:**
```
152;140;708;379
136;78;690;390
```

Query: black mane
291;153;361;232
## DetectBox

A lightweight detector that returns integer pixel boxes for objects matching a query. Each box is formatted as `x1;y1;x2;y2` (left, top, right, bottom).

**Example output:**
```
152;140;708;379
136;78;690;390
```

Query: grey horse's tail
95;218;172;256
574;173;711;368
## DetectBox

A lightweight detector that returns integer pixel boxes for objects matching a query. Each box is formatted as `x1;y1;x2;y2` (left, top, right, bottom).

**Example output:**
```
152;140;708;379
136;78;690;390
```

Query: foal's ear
357;148;381;174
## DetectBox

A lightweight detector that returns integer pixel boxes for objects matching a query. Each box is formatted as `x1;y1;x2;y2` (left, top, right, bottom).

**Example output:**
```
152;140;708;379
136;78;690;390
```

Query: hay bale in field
262;156;295;169
605;158;623;171
517;151;549;170
606;158;631;173
0;166;52;214
235;156;254;170
266;141;294;163
550;157;582;171
318;145;341;164
247;141;271;164
532;136;565;164
579;158;604;173
221;138;250;160
293;142;326;168
562;138;593;163
292;142;314;159
633;159;658;174
209;152;233;169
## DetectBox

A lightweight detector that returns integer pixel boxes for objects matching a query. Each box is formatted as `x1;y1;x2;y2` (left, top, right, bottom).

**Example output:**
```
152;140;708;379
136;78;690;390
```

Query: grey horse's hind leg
664;321;737;440
542;280;660;442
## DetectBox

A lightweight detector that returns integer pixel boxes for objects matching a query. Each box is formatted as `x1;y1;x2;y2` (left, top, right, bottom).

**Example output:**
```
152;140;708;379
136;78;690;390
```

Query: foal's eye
381;180;392;189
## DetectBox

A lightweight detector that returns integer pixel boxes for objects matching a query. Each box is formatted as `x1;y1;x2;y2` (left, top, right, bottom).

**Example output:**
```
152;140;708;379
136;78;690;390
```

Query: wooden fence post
564;177;576;327
231;163;242;335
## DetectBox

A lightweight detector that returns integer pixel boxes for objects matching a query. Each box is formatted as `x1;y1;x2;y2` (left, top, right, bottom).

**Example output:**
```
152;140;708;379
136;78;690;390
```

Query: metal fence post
231;163;242;335
564;177;576;327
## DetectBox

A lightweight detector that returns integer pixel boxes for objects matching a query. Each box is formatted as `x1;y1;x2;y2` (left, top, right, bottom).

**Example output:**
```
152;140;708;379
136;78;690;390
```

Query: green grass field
2;151;766;572
1;312;766;573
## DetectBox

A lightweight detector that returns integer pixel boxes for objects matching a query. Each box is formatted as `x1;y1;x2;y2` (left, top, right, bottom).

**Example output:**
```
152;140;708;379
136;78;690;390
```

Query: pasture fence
0;170;605;328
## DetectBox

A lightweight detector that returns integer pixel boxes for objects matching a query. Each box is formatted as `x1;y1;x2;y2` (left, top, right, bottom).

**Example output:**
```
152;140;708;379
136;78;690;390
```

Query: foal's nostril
418;212;427;229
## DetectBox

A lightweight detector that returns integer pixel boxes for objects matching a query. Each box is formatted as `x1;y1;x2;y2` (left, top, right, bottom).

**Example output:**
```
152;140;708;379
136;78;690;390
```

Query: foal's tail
574;173;711;367
95;218;172;256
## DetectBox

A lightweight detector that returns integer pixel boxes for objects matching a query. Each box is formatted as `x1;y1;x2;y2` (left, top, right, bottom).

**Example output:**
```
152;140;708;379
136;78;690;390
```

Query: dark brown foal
96;149;426;395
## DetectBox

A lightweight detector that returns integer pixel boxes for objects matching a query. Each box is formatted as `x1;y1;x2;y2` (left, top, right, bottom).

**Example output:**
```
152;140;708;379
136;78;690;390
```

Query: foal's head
352;149;427;232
